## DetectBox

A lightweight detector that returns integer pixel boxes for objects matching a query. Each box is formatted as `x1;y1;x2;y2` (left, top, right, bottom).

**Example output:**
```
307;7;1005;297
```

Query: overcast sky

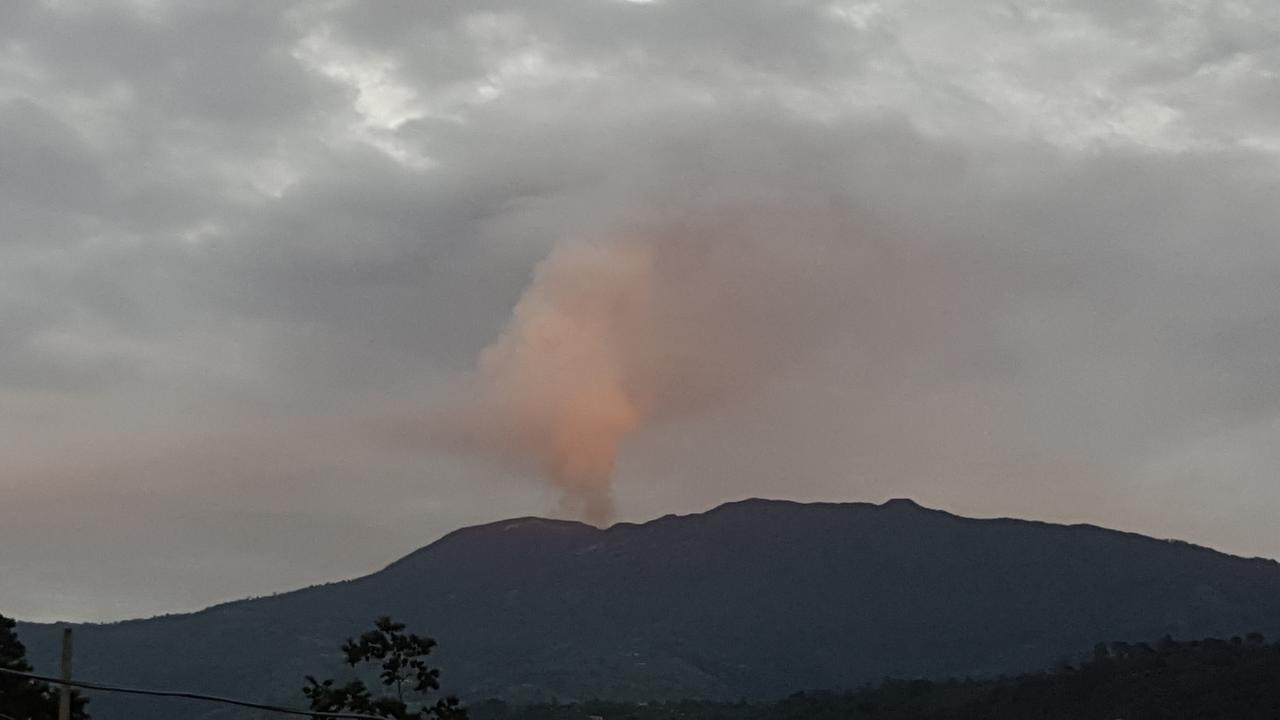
3;0;1279;623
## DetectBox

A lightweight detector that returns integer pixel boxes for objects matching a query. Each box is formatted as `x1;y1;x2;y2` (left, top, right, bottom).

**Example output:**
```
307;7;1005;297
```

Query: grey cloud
0;98;110;244
4;3;341;128
1;0;1279;621
326;0;871;83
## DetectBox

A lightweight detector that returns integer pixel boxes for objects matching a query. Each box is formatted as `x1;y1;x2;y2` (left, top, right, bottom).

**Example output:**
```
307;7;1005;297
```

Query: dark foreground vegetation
0;614;89;720
471;635;1280;720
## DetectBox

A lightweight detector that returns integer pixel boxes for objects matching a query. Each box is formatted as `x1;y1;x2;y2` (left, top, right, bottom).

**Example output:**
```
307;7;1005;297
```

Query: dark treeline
471;634;1280;720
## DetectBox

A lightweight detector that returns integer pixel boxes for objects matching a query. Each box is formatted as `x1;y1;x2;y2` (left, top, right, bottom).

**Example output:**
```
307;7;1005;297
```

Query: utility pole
58;627;72;720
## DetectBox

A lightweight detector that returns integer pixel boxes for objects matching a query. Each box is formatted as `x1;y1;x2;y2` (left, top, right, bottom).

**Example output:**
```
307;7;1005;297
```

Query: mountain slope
16;498;1280;719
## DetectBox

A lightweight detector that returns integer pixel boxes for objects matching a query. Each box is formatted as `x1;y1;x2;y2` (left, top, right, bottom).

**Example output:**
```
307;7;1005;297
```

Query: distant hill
16;498;1280;719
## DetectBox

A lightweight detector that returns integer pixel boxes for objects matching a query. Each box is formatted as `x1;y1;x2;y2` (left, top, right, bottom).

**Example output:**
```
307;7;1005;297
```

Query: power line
0;666;390;720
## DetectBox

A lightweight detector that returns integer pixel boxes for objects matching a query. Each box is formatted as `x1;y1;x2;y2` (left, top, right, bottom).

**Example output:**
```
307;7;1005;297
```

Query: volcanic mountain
18;498;1280;719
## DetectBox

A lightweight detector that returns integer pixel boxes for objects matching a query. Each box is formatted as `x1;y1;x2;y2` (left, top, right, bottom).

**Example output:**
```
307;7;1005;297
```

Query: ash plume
437;203;860;524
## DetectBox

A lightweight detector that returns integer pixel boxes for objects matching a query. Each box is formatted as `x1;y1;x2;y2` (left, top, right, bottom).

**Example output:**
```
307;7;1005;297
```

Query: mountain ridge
15;497;1280;719
25;497;1275;629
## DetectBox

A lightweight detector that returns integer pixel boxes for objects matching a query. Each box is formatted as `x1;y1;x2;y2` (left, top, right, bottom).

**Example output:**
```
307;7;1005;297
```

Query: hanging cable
0;666;391;720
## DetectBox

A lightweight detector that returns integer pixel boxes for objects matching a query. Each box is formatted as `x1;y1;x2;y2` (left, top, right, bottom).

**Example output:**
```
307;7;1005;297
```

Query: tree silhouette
0;614;88;720
303;617;466;720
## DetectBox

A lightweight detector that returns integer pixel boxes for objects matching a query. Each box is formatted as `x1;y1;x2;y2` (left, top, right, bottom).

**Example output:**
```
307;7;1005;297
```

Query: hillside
472;635;1280;720
16;498;1280;719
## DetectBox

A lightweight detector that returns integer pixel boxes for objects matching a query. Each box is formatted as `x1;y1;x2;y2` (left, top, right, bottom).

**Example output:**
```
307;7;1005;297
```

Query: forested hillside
472;635;1280;720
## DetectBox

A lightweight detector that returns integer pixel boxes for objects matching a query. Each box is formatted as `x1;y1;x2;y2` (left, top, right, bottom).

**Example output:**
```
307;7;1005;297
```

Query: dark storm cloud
1;0;1278;621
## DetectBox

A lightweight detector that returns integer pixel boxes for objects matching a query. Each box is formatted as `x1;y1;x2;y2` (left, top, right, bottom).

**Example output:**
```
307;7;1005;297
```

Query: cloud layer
2;0;1279;621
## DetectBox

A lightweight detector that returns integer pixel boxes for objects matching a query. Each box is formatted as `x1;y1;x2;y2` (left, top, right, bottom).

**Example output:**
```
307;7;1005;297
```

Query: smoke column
456;238;654;523
436;202;858;525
